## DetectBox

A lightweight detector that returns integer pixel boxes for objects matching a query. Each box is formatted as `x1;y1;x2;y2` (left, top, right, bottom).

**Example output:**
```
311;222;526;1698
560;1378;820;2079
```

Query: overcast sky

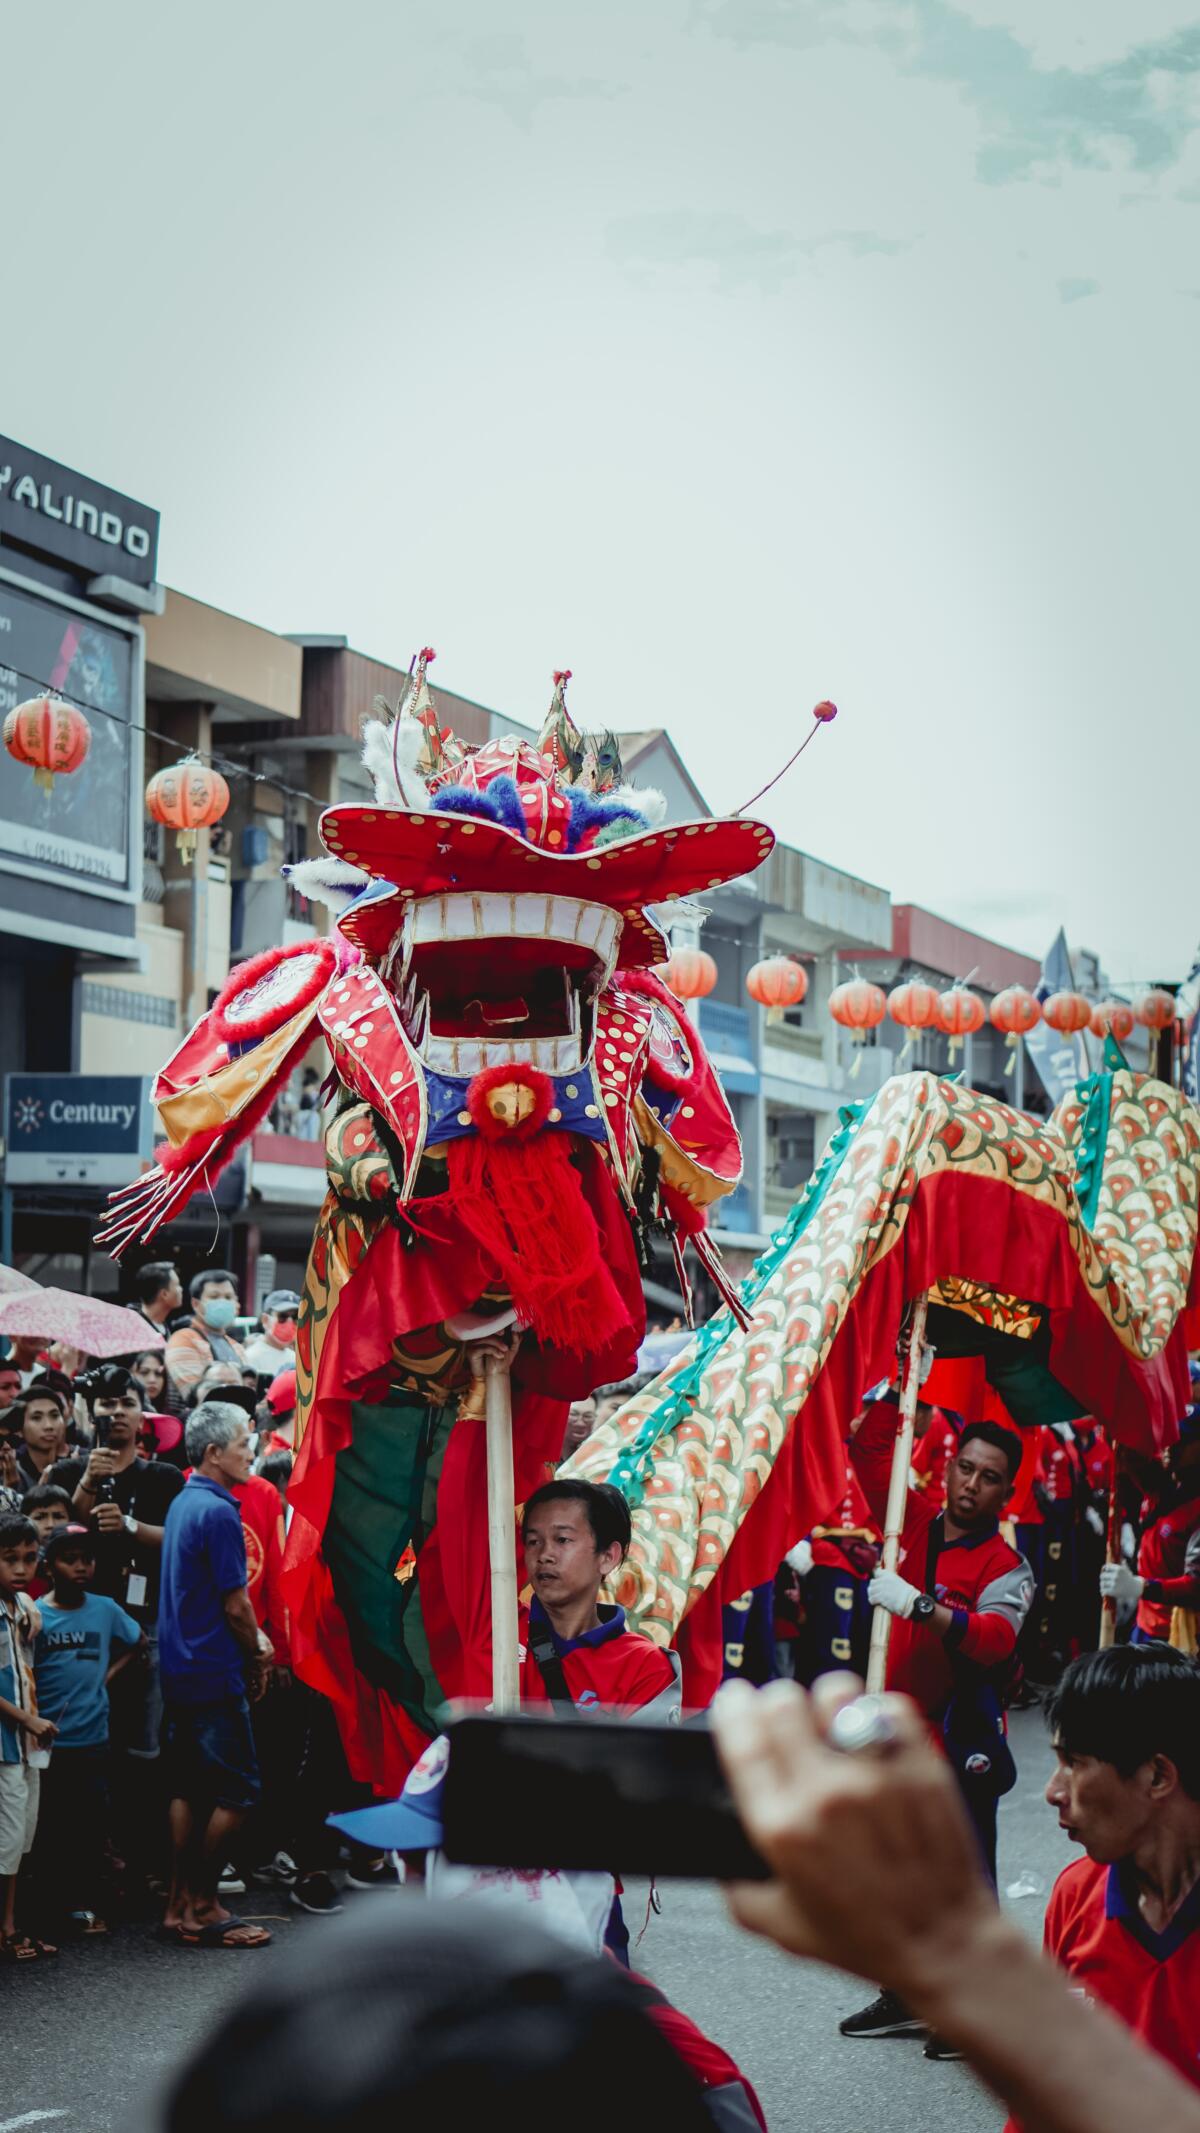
6;0;1198;982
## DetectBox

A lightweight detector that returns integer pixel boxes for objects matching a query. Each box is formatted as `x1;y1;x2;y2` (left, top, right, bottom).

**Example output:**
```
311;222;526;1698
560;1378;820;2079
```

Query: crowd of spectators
0;1260;384;1959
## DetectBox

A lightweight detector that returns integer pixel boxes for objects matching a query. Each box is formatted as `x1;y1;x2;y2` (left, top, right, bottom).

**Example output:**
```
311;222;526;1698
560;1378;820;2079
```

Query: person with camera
158;1401;274;1948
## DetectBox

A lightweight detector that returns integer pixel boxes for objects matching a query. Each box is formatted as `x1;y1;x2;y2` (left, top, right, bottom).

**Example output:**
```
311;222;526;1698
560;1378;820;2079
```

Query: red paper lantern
146;758;230;863
989;985;1041;1074
1134;988;1176;1031
1043;990;1092;1037
1090;999;1135;1043
886;980;940;1058
937;986;985;1063
3;695;91;794
663;947;717;1002
829;980;886;1084
746;955;808;1024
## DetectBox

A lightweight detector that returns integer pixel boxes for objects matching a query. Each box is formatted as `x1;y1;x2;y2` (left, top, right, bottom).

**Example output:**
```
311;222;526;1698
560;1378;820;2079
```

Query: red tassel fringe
446;1131;629;1357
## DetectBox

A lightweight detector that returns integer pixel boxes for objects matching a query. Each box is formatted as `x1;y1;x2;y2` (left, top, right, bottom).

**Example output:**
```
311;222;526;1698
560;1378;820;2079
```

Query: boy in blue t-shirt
33;1524;142;1937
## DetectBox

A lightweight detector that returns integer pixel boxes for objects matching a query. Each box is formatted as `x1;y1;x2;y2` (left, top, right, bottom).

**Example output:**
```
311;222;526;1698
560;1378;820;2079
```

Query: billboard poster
0;576;135;889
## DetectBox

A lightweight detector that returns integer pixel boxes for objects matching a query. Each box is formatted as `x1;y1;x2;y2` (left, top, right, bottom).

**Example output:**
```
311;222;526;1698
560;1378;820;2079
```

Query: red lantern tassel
445;1132;629;1356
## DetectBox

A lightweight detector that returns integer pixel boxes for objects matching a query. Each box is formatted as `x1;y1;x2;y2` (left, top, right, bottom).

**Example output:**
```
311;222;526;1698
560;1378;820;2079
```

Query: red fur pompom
465;1063;554;1142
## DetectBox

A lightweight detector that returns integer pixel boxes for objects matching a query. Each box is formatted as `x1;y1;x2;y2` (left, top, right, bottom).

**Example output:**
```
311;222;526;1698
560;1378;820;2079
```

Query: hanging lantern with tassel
887;979;941;1058
1090;999;1135;1044
146;758;230;863
1134;988;1176;1032
662;947;718;1003
937;985;985;1065
746;955;808;1025
989;985;1041;1074
829;978;886;1077
1043;990;1092;1039
3;695;91;794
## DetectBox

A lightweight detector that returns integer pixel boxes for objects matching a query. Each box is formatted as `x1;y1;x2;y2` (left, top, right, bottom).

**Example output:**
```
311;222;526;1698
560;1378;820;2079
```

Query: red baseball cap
266;1368;296;1416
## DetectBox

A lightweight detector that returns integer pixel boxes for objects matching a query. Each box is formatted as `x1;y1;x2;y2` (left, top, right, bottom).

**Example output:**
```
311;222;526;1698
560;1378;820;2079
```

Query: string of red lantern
662;948;718;1002
746;956;808;1024
145;758;231;863
1090;999;1136;1043
887;979;941;1057
1043;990;1092;1038
830;978;886;1078
936;985;985;1064
989;985;1041;1074
3;696;92;793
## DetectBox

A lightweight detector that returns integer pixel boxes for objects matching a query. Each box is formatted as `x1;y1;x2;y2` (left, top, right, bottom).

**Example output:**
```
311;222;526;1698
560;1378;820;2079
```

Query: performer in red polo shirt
518;1479;678;1718
1018;1645;1200;2124
842;1398;1033;2050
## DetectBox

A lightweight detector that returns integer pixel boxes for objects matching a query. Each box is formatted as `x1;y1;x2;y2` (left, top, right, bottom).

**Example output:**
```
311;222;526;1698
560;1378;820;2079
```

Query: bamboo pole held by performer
1098;1446;1122;1651
866;1294;930;1694
485;1345;520;1712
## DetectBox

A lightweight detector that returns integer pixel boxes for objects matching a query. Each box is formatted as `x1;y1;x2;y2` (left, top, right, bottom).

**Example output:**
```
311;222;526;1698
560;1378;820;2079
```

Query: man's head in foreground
1045;1643;1200;1863
160;1904;712;2133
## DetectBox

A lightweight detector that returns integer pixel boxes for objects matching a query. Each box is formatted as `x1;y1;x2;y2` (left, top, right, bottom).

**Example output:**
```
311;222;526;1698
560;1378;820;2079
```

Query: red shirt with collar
1039;1425;1085;1506
1137;1494;1200;1639
517;1600;676;1714
1029;1856;1200;2105
851;1400;1034;1720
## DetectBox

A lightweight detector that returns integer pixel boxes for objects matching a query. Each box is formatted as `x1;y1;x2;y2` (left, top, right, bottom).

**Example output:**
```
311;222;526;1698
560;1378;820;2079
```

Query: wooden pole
866;1294;930;1694
1098;1446;1121;1650
484;1346;520;1712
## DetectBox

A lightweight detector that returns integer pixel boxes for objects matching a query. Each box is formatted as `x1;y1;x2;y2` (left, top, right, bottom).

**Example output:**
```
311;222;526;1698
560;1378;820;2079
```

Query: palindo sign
0;436;159;589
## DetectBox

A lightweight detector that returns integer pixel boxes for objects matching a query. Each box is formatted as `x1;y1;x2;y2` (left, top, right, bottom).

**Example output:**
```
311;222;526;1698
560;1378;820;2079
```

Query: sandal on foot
181;1915;272;1949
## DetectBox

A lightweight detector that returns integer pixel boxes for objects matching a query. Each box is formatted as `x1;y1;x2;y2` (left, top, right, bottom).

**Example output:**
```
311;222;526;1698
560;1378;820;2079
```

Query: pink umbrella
0;1288;164;1358
0;1264;39;1295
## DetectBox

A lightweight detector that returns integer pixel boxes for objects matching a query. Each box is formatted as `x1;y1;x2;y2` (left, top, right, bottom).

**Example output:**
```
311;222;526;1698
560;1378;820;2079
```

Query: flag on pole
1025;929;1088;1104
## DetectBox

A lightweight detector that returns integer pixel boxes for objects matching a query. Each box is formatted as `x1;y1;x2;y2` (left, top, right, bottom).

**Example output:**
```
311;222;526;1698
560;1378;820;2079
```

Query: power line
2;662;330;811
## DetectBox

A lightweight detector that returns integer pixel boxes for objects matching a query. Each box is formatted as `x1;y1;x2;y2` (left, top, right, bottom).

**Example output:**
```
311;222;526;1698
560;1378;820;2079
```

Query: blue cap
328;1734;448;1852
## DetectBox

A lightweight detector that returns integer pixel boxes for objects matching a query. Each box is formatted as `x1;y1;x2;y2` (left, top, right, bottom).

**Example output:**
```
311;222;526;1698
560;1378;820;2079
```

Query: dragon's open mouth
388;891;621;1072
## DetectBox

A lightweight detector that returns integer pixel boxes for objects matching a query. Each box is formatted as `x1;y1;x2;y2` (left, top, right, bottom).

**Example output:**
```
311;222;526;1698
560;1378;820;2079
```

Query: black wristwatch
911;1592;937;1624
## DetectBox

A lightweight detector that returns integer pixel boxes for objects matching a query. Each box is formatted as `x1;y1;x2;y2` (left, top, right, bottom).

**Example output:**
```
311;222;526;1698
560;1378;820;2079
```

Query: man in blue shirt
159;1402;274;1949
33;1523;141;1936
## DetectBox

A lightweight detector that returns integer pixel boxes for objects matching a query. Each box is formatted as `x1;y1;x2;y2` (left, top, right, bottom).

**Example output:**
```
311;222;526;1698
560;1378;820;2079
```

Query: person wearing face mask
241;1292;301;1381
166;1272;246;1397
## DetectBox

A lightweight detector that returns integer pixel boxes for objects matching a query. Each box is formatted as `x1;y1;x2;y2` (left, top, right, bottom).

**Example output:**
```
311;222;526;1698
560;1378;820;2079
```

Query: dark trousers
32;1745;111;1926
959;1779;998;1887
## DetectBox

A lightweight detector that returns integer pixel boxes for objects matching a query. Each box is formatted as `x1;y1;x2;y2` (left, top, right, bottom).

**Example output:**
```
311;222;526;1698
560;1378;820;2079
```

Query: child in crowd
21;1484;73;1546
19;1483;74;1600
32;1524;142;1938
0;1512;56;1962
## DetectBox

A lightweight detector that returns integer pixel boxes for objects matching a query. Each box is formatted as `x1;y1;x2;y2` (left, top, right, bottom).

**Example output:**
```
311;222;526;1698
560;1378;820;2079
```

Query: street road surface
3;1710;1069;2133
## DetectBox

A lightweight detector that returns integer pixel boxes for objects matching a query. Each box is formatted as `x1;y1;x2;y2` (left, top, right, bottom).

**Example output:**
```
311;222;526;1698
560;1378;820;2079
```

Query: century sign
3;1074;152;1186
0;435;159;590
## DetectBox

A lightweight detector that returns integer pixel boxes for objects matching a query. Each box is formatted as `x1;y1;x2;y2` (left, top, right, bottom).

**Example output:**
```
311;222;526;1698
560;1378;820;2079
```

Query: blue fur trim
565;790;647;853
432;785;502;824
485;775;529;840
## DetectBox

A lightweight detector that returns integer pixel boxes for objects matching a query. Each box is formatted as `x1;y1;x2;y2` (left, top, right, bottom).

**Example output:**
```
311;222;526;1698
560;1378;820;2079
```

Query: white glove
784;1539;813;1578
867;1568;921;1619
1099;1562;1144;1604
1121;1522;1135;1559
1052;1421;1075;1443
1085;1506;1105;1537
